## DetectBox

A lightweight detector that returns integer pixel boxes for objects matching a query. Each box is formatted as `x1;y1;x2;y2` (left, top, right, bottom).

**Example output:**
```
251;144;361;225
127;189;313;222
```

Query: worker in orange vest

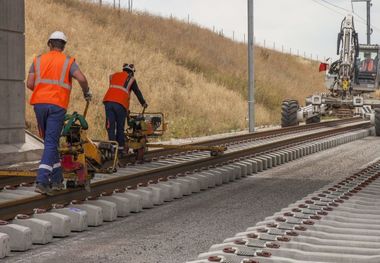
26;31;92;195
360;52;376;72
103;63;147;158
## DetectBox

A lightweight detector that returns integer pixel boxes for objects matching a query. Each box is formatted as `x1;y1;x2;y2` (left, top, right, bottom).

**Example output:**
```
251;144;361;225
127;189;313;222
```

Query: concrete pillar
0;0;25;144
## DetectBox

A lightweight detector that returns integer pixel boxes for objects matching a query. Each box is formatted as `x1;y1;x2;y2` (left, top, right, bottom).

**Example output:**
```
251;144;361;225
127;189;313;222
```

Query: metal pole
248;0;255;132
352;0;371;44
367;0;371;44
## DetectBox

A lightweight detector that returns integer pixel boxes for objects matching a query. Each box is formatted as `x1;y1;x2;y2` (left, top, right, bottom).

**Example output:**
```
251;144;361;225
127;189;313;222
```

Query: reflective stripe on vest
109;76;135;93
35;56;72;91
109;84;129;93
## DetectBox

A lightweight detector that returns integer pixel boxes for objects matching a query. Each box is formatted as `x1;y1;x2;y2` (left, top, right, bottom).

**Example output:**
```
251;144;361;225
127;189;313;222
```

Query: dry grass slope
25;0;325;139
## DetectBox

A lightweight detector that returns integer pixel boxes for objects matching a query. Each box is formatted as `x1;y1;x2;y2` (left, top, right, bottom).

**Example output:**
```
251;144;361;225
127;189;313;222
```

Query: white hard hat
48;31;68;42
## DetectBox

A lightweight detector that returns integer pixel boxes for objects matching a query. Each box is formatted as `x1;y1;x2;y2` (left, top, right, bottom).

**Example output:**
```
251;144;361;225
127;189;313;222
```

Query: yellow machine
0;102;118;192
125;108;227;162
59;102;118;190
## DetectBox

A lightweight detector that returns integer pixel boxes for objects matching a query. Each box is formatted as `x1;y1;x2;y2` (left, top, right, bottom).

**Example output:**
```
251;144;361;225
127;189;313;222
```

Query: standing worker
26;31;92;194
103;64;148;158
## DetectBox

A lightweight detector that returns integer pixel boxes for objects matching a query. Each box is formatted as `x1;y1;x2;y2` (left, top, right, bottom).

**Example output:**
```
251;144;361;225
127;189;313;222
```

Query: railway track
0;118;362;189
0;118;372;258
188;160;380;263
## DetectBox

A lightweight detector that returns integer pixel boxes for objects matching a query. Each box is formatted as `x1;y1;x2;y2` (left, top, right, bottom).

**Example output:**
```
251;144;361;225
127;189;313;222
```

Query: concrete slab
33;212;71;237
68;204;103;227
99;195;131;217
113;190;143;212
203;170;223;186
0;233;10;258
84;199;117;222
156;181;183;200
0;224;32;251
174;178;194;195
128;188;155;208
52;207;88;232
12;216;52;244
187;174;209;190
0;133;43;165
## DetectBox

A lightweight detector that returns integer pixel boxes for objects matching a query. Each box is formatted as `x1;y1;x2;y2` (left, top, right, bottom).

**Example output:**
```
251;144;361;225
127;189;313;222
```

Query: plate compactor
0;102;118;192
123;107;227;163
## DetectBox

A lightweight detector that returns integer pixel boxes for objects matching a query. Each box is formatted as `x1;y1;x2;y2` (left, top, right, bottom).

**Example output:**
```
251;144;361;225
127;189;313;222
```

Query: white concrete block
183;176;202;193
51;207;88;232
114;190;143;212
0;224;32;251
154;182;175;201
215;167;231;183
68;203;103;227
100;195;131;217
84;199;117;222
188;174;209;190
157;181;183;199
205;170;223;186
239;161;253;175
129;188;155;208
229;164;243;179
0;233;10;258
33;212;71;237
175;177;195;195
197;172;216;188
12;217;52;244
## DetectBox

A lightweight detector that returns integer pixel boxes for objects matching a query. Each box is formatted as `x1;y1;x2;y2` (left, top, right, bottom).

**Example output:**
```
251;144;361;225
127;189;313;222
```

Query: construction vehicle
0;102;119;192
124;107;227;162
281;14;380;134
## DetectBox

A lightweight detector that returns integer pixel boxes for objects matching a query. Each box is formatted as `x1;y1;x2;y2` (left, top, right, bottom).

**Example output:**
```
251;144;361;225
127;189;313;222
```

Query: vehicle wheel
281;99;299;127
375;109;380;136
305;115;321;125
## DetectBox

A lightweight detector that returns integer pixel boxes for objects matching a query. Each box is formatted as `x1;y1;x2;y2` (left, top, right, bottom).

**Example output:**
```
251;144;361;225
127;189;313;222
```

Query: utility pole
247;0;255;132
352;0;372;44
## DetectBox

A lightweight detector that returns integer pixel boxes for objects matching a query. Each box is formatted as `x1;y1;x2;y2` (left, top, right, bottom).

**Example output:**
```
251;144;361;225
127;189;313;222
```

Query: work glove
84;89;92;102
143;103;148;109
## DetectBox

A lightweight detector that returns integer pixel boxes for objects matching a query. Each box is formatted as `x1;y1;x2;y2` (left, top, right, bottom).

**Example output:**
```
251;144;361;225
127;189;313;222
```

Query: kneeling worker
103;63;148;157
26;31;92;194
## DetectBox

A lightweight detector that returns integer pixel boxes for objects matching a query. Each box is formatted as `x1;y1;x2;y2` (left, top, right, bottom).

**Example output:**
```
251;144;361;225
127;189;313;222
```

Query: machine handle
83;101;90;119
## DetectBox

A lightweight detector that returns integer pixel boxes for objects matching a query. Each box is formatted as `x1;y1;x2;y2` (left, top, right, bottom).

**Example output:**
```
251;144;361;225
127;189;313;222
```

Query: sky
102;0;380;61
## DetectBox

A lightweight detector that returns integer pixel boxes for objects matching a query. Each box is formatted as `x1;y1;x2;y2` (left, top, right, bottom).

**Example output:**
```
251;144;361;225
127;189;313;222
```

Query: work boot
51;182;65;191
35;183;53;196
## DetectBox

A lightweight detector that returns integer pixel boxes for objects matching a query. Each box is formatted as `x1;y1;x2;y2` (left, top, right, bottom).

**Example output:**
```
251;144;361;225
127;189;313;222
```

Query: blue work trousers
34;104;66;186
105;102;127;151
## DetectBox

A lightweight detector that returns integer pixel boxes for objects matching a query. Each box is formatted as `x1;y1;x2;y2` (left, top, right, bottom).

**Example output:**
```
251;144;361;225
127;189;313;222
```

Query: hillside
25;0;325;139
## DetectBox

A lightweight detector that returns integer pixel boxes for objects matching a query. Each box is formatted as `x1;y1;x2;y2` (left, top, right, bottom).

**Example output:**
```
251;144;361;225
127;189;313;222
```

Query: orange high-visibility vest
367;60;374;72
103;71;135;110
30;51;75;109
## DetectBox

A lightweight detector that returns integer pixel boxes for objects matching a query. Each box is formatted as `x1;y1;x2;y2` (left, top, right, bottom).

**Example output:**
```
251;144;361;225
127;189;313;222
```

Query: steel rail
0;121;370;221
144;117;361;158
